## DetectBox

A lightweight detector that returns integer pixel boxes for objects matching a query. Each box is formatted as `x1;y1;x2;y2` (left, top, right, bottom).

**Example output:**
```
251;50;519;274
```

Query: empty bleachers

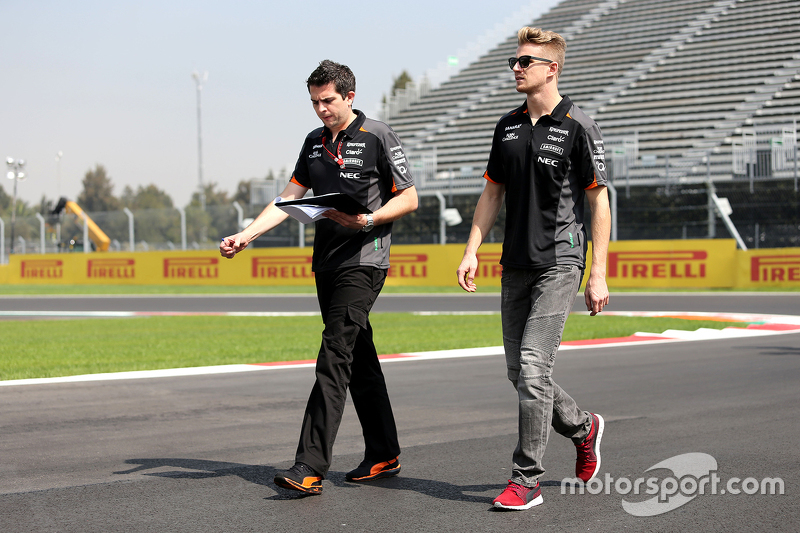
384;0;800;188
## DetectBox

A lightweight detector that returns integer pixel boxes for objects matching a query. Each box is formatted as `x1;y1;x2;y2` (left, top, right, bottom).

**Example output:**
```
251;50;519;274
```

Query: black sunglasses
508;55;554;69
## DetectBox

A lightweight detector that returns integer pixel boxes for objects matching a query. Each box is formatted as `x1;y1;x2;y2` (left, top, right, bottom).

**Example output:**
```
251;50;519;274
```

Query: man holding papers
220;60;417;496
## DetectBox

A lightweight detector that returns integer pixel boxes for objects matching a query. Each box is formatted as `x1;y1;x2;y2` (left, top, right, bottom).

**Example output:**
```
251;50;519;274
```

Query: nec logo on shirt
340;171;361;179
537;156;560;167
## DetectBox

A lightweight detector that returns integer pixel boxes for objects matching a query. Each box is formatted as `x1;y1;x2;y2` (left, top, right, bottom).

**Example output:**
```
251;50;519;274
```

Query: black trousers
295;266;400;477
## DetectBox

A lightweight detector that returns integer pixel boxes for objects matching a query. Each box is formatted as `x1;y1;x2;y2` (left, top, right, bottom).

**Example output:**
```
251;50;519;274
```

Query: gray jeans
501;265;592;487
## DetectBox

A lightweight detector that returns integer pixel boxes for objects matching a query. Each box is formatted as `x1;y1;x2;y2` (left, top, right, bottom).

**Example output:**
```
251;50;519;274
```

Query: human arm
322;185;419;230
584;185;610;315
456;180;505;292
219;181;308;258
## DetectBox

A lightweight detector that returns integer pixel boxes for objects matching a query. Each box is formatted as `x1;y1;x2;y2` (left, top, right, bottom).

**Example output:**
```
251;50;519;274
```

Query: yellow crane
52;197;111;252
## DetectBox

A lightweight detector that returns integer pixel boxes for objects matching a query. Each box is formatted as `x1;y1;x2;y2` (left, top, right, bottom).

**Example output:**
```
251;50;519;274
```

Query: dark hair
306;60;356;97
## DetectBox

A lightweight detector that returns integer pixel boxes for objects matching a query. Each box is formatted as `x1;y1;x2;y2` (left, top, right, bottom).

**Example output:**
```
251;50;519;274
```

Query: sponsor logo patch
540;143;564;155
538;156;559;167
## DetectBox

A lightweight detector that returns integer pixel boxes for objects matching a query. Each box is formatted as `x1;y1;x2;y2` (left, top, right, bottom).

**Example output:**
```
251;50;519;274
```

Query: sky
0;0;561;209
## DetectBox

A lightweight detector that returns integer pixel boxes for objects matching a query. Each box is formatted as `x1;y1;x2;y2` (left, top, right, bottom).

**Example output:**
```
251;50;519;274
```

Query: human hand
219;233;249;258
584;273;609;316
322;210;367;230
456;253;479;292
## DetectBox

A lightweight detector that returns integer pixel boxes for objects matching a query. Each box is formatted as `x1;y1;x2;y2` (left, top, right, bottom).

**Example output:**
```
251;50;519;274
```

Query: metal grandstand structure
378;0;800;195
247;0;799;249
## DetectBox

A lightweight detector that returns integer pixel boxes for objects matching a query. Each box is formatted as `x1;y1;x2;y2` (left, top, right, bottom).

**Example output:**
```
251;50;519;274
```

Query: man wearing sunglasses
457;27;610;511
221;60;418;496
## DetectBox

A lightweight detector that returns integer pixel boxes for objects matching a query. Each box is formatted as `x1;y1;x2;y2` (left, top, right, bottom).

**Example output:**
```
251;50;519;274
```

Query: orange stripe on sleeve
484;170;500;184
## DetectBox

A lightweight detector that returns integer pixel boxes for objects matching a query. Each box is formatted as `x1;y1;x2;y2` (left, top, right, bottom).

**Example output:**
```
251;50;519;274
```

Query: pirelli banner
739;248;800;289
1;240;798;289
604;239;736;288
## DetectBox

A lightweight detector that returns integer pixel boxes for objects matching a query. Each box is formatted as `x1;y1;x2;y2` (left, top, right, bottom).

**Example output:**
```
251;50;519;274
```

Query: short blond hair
517;27;566;78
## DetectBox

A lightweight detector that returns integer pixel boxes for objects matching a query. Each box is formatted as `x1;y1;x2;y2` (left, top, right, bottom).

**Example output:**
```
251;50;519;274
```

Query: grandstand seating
383;0;800;189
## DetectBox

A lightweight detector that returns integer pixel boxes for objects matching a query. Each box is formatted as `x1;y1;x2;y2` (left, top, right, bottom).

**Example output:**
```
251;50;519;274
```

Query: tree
77;165;120;212
39;196;55;215
121;184;173;209
233;179;251;206
391;71;413;96
112;184;179;247
187;182;235;243
190;182;229;208
0;183;11;215
382;70;414;105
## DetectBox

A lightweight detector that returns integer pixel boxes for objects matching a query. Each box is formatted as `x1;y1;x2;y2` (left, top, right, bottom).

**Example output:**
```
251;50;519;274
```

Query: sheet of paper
274;196;333;224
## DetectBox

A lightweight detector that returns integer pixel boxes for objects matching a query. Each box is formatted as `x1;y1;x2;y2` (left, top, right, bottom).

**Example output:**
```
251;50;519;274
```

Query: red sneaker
493;481;543;510
575;413;605;482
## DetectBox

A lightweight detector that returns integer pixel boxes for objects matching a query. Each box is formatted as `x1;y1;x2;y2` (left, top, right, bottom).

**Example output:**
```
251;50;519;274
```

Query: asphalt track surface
1;293;799;532
0;291;798;316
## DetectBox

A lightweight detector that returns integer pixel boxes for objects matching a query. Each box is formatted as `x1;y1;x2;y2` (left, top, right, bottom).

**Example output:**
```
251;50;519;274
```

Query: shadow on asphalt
114;458;507;504
114;458;277;487
751;345;800;357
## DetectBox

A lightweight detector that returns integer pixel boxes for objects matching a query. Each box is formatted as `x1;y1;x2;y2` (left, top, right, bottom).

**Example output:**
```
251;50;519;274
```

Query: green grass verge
0;314;747;381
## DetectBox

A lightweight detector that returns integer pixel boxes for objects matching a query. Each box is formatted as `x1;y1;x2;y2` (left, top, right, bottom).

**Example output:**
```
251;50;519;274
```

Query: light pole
192;70;208;212
6;157;27;254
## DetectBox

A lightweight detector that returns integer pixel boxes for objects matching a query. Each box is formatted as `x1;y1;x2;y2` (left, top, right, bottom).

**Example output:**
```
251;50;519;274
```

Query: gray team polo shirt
290;109;414;272
484;96;607;270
